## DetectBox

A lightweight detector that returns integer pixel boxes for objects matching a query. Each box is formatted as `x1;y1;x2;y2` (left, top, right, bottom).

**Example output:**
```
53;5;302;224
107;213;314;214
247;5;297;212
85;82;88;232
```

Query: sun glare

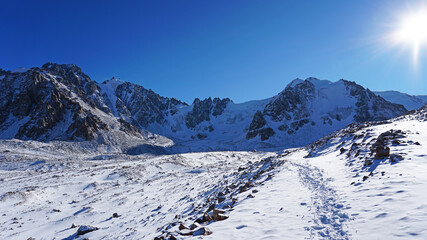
393;8;427;64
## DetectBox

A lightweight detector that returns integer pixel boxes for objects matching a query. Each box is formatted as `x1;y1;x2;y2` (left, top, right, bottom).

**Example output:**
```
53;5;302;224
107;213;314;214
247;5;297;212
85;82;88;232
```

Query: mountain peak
286;77;333;90
102;77;125;90
41;62;82;73
286;78;304;88
11;67;28;73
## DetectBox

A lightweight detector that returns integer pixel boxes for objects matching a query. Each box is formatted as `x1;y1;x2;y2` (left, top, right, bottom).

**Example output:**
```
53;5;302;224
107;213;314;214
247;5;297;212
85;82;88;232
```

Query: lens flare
392;8;427;64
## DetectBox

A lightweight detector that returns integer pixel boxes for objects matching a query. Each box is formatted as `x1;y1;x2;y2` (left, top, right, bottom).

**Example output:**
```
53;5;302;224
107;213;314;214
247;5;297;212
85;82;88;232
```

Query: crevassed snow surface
0;113;426;239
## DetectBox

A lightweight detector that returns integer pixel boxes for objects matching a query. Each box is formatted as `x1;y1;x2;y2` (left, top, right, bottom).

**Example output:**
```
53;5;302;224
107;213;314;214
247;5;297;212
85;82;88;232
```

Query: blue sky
1;0;426;103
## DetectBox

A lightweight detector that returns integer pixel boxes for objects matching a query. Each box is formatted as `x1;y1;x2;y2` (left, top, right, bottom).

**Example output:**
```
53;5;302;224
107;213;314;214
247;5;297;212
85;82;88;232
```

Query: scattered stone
252;189;258;193
375;146;390;159
202;213;214;222
363;159;372;166
179;223;189;230
179;229;193;236
340;147;346;154
207;204;215;212
212;209;228;221
190;222;201;230
247;194;255;199
415;141;421;145
76;225;99;236
112;213;119;218
217;196;226;203
168;235;177;240
193;226;212;236
362;176;369;181
53;209;61;212
71;223;78;228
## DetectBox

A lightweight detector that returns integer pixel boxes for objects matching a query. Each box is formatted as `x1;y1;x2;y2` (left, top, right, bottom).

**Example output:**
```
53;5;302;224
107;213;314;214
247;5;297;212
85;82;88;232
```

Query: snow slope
1;106;426;239
374;90;427;110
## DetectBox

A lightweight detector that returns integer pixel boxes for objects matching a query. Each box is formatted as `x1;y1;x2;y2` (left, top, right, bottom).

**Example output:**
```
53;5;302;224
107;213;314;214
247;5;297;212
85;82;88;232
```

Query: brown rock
375;145;390;159
179;223;189;230
193;227;212;236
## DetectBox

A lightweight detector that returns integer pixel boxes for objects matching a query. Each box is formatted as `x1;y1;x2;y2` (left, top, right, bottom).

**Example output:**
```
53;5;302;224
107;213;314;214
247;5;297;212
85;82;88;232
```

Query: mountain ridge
0;63;412;153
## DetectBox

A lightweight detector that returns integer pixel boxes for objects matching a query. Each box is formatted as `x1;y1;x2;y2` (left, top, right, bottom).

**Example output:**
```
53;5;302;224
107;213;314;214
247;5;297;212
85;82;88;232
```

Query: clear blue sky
1;0;426;103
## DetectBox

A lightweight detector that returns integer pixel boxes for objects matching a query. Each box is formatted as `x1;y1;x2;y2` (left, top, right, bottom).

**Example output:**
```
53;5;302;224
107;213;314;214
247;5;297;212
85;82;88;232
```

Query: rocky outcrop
246;111;275;140
342;80;406;122
112;81;186;128
185;97;231;129
0;63;411;151
76;225;99;236
246;78;407;142
0;64;145;142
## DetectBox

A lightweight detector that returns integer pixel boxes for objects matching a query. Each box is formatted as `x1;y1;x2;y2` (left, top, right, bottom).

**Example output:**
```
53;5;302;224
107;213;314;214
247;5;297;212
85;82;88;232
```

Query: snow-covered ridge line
0;62;410;153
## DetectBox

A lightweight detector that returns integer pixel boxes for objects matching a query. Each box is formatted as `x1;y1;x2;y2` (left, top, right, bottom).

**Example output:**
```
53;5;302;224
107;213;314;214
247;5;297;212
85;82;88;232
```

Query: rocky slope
245;78;407;148
0;64;410;152
0;63;171;152
0;95;425;240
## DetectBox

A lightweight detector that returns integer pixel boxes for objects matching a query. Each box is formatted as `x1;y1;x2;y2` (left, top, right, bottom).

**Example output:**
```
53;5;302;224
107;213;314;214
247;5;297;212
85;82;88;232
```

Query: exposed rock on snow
76;225;99;235
0;63;409;153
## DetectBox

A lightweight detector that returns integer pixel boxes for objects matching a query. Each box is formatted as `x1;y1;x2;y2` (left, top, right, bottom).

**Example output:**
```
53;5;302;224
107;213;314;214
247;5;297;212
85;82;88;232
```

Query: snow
286;77;332;89
1;109;426;239
1;68;427;239
99;78;123;116
11;67;28;73
374;90;426;110
415;95;427;104
0;114;30;139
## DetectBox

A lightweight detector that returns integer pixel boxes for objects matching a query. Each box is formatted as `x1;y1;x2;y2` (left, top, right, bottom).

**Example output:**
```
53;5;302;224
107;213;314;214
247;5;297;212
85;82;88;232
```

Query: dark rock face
212;97;230;116
112;82;186;128
76;225;99;236
246;111;275;140
246;78;408;142
185;97;230;129
0;64;117;141
0;63;411;150
342;80;407;122
264;80;315;122
66;112;108;141
246;80;315;141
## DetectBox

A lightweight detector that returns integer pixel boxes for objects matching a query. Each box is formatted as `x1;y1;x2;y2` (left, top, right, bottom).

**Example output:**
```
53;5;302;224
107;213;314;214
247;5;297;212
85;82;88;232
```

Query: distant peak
286;78;304;88
11;67;28;73
41;62;82;73
102;77;125;90
286;77;332;89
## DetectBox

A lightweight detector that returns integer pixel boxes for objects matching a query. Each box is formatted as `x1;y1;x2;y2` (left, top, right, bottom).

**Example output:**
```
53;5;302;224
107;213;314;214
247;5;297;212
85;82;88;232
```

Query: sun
393;8;427;63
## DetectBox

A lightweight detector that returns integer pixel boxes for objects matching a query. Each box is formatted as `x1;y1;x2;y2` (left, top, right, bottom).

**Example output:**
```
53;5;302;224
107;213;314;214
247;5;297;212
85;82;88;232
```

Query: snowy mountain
0;86;426;239
245;78;407;148
0;63;409;153
98;76;408;151
0;63;172;153
374;90;427;110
